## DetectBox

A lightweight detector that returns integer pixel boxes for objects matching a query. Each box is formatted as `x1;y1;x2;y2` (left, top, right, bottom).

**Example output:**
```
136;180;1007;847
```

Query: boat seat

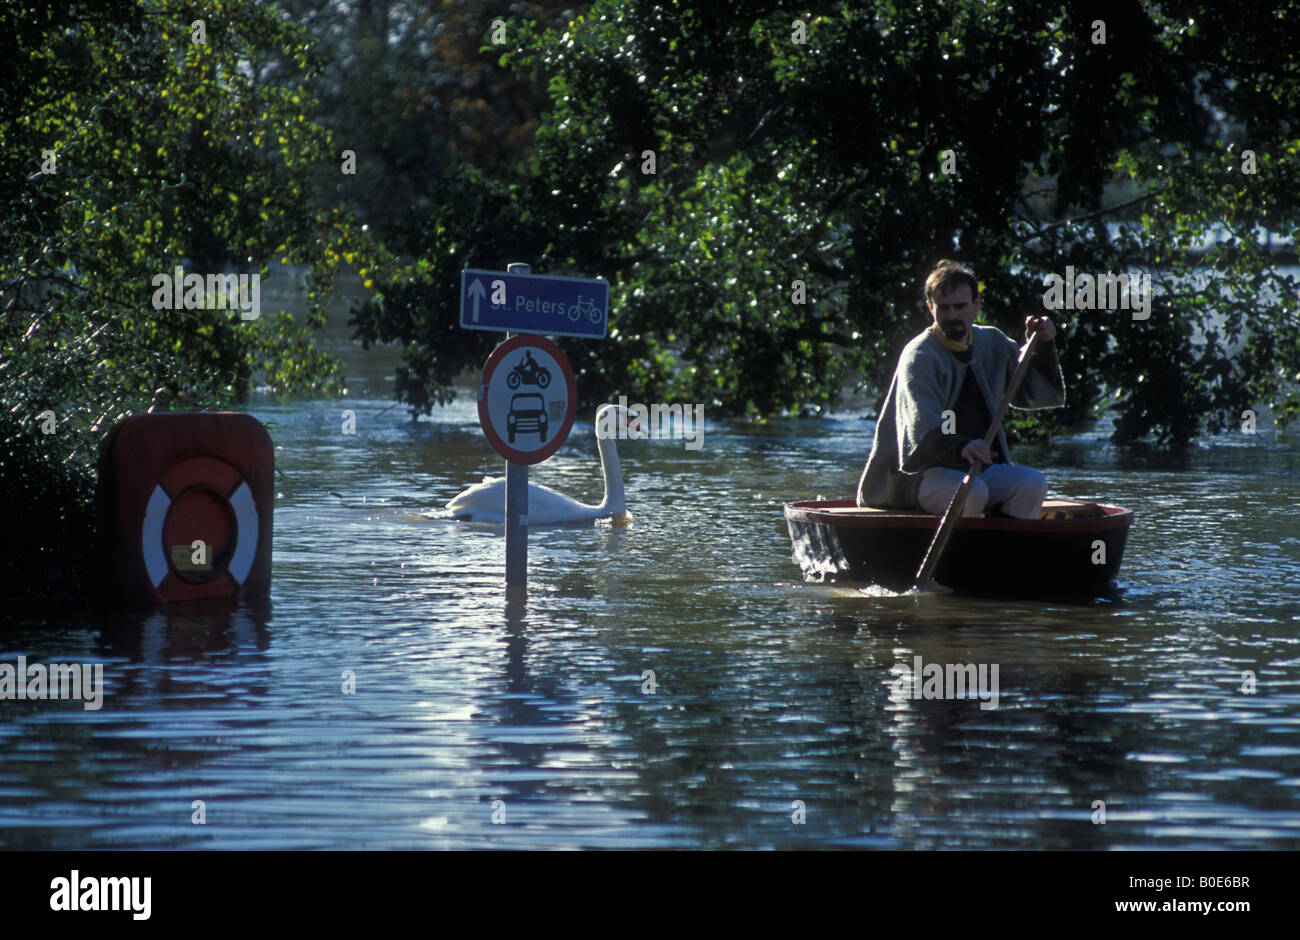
817;504;923;515
812;500;1107;520
1038;500;1107;520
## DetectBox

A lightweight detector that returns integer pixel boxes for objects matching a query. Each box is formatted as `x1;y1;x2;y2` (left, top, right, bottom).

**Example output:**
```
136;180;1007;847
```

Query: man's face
928;283;979;342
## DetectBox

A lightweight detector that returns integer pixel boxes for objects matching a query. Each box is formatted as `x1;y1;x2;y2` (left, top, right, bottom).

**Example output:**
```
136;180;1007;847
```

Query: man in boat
856;260;1064;519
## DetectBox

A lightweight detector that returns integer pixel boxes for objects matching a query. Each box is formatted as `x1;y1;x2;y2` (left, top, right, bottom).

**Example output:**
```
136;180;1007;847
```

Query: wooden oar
912;330;1042;590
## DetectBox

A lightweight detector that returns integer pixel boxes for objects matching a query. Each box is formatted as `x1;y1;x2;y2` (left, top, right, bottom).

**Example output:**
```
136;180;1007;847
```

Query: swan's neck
594;432;625;514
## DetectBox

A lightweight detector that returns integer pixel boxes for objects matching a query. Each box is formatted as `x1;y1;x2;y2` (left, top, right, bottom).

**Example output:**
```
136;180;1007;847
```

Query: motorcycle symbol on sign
507;350;552;389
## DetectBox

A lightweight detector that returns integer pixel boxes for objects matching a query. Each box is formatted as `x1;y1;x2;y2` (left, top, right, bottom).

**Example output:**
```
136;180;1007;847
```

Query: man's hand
961;439;997;466
1024;314;1057;342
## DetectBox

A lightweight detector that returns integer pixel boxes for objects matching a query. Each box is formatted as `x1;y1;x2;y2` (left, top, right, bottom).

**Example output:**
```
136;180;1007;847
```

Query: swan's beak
609;509;633;526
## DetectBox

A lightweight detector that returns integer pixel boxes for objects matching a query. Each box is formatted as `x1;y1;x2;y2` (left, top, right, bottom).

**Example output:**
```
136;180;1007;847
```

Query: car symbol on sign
507;392;548;444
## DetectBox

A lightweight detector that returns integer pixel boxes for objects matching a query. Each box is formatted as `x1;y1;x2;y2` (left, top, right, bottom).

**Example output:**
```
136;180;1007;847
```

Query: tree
1;0;350;596
270;0;572;244
351;0;1300;444
267;0;581;414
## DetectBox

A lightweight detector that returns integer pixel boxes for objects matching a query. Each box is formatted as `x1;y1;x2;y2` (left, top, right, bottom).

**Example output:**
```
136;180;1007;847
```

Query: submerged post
504;262;530;585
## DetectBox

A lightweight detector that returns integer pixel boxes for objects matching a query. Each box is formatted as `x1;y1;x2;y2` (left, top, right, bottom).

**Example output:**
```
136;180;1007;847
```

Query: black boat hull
784;499;1134;596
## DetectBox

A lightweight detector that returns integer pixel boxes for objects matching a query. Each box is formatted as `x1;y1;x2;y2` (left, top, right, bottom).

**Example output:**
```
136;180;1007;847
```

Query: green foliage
1;0;348;597
349;0;1300;445
272;0;566;242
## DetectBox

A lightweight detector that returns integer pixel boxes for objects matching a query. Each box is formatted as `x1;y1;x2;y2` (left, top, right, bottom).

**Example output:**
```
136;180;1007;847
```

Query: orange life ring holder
141;456;259;593
97;412;273;606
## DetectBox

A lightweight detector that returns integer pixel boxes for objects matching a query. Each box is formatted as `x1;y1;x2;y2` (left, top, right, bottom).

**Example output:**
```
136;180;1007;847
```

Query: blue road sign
460;268;609;339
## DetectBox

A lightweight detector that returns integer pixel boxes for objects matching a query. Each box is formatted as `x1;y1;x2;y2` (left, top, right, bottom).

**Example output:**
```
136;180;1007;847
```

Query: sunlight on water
2;390;1299;849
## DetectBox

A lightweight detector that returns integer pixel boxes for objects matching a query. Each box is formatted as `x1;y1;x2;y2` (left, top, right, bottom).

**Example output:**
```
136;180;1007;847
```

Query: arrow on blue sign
466;278;487;322
460;268;609;339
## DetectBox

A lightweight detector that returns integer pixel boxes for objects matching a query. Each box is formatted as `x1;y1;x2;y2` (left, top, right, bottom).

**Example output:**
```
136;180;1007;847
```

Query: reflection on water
2;392;1299;849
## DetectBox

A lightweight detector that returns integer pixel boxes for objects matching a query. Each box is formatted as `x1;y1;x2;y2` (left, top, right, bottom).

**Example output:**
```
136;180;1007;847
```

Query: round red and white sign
478;335;578;465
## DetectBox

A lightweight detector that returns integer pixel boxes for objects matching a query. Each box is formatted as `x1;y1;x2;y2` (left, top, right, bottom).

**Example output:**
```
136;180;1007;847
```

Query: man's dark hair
924;260;979;305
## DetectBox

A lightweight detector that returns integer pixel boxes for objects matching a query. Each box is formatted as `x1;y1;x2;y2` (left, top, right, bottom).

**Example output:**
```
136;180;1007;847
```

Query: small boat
784;498;1135;596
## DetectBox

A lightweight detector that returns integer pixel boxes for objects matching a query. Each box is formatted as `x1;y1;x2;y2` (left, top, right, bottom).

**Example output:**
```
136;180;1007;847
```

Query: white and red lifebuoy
97;413;273;605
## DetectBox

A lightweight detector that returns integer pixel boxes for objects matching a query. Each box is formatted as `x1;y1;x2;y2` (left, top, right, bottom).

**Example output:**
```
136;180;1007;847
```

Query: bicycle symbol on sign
566;295;603;324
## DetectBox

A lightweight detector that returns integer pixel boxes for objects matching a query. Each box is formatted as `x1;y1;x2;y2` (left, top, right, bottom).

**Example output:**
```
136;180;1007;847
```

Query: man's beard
941;319;968;340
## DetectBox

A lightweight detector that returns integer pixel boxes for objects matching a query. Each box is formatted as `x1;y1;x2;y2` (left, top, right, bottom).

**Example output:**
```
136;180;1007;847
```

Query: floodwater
2;296;1299;849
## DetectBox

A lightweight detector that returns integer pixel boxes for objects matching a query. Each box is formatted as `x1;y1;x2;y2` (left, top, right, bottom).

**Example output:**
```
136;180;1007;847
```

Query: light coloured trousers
917;464;1048;519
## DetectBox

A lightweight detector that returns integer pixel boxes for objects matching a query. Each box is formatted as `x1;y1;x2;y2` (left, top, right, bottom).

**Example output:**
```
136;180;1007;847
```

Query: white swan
444;404;633;525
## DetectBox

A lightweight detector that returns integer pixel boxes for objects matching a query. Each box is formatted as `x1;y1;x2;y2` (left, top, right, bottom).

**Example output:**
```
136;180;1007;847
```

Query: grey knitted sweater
856;325;1066;509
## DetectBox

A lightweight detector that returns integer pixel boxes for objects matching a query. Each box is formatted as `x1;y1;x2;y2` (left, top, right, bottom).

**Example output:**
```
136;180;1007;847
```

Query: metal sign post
460;261;607;589
482;330;578;585
504;265;529;585
504;450;527;584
